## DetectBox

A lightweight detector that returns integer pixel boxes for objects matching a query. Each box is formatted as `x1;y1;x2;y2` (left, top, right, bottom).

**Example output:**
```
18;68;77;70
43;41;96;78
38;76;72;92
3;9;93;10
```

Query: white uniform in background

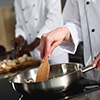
59;0;100;82
14;0;69;65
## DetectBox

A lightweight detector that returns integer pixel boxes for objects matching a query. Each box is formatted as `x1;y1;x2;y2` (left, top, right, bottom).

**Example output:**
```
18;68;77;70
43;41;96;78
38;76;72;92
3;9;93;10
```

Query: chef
12;0;69;65
40;0;100;82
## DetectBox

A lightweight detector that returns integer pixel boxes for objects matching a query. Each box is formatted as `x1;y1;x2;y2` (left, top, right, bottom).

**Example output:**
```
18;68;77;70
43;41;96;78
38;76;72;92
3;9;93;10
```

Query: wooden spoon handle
36;59;50;82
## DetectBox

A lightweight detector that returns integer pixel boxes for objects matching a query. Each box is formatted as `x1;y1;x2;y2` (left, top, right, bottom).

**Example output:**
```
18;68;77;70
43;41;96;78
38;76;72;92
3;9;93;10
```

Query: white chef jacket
60;0;100;82
14;0;69;65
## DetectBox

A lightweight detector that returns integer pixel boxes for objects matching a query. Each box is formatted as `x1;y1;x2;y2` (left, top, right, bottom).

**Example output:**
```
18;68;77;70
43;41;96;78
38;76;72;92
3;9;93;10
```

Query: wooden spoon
36;59;50;82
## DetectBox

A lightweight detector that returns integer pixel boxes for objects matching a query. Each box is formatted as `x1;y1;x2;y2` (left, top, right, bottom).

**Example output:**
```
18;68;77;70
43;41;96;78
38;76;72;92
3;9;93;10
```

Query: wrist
29;43;35;51
62;27;72;42
30;38;40;51
17;35;24;43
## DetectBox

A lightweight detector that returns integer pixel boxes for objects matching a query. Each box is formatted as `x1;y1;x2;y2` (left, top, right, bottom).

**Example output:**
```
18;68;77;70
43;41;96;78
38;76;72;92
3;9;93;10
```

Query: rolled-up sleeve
59;0;82;54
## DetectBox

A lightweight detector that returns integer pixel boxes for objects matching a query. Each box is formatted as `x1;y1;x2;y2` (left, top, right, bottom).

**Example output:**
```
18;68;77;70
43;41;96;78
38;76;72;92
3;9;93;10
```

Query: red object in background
0;45;6;53
0;45;6;61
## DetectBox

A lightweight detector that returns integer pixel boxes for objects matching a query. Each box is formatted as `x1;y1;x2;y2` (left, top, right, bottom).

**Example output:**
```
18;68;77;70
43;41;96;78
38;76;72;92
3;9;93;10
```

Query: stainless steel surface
9;63;83;95
81;64;96;73
85;85;99;89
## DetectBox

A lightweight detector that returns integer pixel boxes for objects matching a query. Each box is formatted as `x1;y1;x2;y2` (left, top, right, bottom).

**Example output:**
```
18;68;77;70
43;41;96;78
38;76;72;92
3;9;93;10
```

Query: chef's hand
11;36;24;58
16;44;33;57
40;27;72;62
11;36;24;50
16;38;40;58
92;52;100;70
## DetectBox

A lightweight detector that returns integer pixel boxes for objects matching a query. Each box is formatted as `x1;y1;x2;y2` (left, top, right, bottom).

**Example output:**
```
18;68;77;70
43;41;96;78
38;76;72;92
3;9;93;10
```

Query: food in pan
0;54;38;73
26;79;34;83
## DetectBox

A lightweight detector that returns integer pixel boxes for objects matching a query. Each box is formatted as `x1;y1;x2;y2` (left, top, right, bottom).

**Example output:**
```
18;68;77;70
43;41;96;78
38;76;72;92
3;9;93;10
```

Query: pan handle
82;64;96;73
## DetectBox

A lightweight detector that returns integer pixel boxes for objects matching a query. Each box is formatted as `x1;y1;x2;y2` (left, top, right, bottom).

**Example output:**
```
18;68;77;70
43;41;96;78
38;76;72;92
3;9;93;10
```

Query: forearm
30;38;40;51
17;35;24;43
62;27;72;43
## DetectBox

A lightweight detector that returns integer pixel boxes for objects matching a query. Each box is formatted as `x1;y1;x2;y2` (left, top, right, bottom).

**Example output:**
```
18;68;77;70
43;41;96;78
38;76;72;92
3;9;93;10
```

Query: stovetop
17;77;100;100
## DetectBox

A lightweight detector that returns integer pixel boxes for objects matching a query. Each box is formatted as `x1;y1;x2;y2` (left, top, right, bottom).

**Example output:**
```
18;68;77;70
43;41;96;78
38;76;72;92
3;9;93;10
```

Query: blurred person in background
12;0;69;65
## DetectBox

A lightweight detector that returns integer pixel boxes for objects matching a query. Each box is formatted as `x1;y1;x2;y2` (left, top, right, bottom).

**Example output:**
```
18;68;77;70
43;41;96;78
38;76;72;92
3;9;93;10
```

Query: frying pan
9;63;95;96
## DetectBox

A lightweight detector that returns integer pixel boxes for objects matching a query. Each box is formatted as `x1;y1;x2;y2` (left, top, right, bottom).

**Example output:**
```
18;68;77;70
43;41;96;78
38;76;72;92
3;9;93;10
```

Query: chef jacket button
22;9;25;11
35;18;38;20
25;21;28;23
33;4;35;7
37;31;39;33
91;29;95;32
86;1;90;5
29;34;31;36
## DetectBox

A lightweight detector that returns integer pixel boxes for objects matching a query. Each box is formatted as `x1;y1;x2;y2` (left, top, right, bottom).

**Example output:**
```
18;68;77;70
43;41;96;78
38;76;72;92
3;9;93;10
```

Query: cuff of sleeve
59;41;75;54
59;24;81;54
